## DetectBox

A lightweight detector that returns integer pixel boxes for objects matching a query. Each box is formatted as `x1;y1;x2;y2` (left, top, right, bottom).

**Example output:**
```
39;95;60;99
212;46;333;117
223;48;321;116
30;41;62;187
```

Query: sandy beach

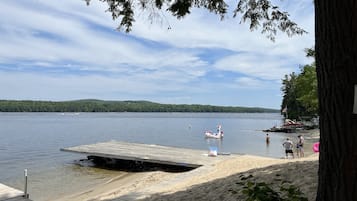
58;129;320;201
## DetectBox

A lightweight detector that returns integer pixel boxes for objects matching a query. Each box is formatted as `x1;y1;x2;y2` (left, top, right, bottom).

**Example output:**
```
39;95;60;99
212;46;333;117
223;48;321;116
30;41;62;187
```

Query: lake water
0;112;290;200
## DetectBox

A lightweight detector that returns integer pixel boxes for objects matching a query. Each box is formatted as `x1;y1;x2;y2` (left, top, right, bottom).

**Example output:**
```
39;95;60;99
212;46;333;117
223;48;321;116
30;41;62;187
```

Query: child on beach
282;138;294;159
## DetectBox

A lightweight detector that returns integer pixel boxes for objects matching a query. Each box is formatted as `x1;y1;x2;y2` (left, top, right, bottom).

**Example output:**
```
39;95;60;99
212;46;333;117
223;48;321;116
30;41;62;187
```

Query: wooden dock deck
61;141;233;168
0;183;30;201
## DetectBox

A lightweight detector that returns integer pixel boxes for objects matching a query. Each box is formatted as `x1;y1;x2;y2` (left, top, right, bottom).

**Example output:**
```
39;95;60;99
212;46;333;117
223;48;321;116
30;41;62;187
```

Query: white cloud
234;77;266;88
0;1;208;72
0;0;315;108
213;53;296;81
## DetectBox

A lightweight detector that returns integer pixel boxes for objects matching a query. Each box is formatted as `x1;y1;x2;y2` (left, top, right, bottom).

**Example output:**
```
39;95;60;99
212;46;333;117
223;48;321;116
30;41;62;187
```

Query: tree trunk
315;1;357;200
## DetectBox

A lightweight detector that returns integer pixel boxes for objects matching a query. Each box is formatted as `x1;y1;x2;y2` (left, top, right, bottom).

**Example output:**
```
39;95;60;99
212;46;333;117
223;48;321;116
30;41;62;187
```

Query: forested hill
0;100;279;113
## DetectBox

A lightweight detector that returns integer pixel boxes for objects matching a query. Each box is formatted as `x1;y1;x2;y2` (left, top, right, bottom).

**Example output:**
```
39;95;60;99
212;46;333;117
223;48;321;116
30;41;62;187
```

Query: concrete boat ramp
61;141;234;168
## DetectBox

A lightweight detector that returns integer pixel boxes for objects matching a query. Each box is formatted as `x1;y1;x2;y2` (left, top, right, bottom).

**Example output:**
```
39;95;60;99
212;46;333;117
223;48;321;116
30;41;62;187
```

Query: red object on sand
313;142;320;153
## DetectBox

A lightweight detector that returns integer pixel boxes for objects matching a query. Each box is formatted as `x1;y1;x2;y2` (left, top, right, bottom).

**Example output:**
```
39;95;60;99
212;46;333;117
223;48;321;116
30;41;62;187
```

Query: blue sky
0;0;314;109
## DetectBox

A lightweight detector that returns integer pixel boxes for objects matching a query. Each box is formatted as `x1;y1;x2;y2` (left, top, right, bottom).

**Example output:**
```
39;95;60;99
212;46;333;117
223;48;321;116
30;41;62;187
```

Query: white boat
205;131;223;139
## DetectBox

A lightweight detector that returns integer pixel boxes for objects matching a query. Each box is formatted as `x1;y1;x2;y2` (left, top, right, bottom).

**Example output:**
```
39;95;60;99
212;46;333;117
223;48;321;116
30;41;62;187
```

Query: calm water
0;112;289;200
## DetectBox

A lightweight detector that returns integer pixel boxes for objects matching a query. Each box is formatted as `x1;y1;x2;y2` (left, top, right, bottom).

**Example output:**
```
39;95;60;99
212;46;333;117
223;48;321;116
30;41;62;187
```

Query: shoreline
57;129;320;201
57;154;319;201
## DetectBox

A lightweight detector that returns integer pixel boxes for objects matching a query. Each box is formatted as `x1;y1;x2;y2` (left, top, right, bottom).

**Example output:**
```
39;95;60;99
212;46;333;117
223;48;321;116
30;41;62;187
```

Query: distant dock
61;141;234;168
0;183;31;201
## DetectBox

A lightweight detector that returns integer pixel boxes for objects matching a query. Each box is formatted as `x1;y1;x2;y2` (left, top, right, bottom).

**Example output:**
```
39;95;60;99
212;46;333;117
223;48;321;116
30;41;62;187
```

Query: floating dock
0;183;30;201
61;141;233;168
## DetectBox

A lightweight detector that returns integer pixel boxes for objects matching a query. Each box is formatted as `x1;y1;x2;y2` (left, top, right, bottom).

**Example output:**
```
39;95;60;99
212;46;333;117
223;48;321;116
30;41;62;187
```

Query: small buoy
313;142;320;153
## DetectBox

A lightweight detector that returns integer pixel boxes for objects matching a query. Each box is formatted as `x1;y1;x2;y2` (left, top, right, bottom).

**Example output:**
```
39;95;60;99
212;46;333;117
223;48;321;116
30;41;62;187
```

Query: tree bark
315;1;357;200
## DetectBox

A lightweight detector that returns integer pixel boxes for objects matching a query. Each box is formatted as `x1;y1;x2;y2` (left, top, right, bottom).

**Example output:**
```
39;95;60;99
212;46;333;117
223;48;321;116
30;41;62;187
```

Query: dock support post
23;169;29;198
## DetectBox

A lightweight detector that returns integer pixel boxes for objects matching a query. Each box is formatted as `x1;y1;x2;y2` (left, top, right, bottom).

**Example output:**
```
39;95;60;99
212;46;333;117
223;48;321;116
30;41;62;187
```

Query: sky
0;0;314;109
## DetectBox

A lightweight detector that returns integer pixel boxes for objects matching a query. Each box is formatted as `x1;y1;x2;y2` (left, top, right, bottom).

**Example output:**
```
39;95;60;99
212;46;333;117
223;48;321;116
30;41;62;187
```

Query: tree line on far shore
0;99;279;113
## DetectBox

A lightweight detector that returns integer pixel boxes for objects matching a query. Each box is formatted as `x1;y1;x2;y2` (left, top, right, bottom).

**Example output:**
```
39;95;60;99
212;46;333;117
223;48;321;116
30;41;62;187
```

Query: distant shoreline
0;99;279;113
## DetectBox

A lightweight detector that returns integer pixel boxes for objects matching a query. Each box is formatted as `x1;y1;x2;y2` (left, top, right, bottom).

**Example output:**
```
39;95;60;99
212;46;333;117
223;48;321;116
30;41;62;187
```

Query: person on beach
282;138;294;159
296;135;305;157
